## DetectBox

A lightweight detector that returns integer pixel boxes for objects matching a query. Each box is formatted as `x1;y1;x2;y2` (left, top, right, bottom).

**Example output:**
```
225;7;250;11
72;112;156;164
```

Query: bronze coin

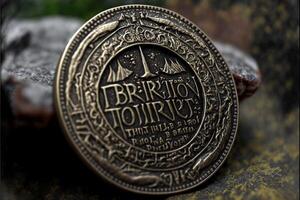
55;5;239;194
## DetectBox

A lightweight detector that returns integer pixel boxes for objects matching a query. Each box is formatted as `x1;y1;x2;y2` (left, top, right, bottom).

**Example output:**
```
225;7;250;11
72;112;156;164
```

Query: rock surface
1;17;260;128
214;42;261;101
1;17;81;128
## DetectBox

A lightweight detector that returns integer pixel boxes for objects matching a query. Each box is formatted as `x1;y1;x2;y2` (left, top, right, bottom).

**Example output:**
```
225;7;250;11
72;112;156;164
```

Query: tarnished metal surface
55;5;238;194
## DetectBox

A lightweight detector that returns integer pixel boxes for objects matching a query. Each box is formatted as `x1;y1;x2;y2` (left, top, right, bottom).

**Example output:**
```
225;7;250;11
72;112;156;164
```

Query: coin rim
54;4;239;195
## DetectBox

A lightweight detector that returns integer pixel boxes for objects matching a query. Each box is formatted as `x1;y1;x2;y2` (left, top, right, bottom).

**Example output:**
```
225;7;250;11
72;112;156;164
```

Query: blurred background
1;0;299;200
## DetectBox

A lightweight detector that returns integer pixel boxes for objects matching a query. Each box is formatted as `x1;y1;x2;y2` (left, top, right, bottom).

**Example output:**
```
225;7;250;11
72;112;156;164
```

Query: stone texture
1;17;81;128
214;41;261;101
3;17;81;86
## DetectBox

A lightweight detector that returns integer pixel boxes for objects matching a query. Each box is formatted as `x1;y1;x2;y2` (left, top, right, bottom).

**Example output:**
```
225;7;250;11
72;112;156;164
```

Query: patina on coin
55;5;239;194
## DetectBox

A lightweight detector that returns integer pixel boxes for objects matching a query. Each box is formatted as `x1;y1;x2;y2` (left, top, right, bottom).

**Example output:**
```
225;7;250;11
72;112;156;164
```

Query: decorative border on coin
55;5;238;194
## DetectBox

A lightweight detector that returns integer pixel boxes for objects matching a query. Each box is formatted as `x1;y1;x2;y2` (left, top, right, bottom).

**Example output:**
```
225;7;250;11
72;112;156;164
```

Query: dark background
1;0;299;199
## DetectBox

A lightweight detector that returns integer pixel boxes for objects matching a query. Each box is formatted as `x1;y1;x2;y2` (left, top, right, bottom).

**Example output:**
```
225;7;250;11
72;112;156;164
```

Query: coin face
55;5;238;194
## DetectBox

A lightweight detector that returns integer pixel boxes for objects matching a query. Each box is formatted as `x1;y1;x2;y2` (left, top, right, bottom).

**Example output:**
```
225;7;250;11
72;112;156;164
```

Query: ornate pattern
55;5;238;194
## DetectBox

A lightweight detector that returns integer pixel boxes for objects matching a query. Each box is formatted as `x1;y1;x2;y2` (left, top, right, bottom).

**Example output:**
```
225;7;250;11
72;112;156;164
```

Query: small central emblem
107;45;186;83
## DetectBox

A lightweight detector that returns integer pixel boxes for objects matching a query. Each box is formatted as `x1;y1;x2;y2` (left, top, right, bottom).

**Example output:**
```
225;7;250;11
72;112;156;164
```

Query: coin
55;5;239;194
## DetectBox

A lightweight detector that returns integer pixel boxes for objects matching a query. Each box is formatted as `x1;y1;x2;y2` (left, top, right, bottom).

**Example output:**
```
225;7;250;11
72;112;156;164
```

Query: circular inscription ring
55;5;239;194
